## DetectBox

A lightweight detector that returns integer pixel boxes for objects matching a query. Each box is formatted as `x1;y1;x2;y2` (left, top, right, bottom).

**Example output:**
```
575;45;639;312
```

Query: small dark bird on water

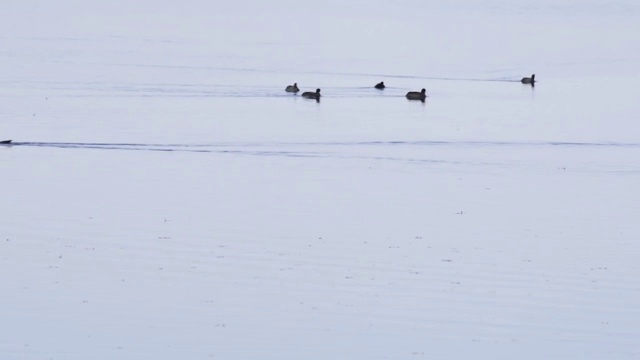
285;83;300;93
406;88;427;101
521;74;536;85
301;88;321;101
0;140;12;144
375;82;385;90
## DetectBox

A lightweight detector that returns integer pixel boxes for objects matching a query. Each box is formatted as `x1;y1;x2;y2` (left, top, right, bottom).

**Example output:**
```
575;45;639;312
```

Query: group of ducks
284;73;536;102
285;82;426;102
1;74;537;146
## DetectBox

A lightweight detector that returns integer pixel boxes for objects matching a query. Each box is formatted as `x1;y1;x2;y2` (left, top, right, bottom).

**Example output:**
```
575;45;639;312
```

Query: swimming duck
285;83;300;93
375;82;385;90
521;74;536;84
406;88;427;101
0;140;12;144
301;88;321;100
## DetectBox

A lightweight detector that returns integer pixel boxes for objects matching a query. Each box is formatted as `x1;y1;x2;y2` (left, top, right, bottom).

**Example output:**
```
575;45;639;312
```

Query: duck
285;83;300;93
301;88;321;100
375;81;385;90
0;140;12;144
406;88;427;101
521;74;536;85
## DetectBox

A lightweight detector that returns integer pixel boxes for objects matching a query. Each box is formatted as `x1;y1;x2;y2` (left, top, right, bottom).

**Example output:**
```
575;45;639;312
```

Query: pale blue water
2;1;640;359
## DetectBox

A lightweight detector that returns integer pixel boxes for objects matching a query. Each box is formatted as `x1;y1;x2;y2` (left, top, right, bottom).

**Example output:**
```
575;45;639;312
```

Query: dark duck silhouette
406;88;427;101
285;83;300;93
301;88;321;101
521;74;536;85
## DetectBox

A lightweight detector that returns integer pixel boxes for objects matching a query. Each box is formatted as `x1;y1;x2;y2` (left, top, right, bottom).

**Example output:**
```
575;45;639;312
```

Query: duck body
0;140;12;144
301;88;321;100
521;74;536;84
375;81;385;90
285;83;300;93
406;88;427;101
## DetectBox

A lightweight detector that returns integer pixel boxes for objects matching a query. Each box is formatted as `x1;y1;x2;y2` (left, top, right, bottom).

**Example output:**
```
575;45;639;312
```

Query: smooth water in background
1;1;640;359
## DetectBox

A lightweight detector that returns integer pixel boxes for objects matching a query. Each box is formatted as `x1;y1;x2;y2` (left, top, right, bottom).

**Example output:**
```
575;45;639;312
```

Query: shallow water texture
2;1;640;359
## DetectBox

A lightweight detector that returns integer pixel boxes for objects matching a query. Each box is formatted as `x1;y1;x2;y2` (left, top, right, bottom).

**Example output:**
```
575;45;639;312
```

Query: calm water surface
1;1;640;359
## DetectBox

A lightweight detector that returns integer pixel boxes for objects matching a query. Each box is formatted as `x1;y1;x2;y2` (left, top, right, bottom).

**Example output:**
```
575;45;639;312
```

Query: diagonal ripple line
8;140;640;149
